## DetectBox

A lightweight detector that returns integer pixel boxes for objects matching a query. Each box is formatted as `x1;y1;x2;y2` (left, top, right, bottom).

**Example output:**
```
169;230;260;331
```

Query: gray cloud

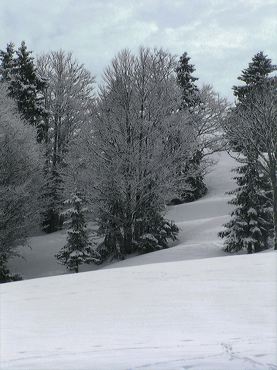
0;0;276;100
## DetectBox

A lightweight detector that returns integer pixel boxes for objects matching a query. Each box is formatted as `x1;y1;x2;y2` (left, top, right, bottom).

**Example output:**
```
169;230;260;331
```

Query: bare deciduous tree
37;51;95;232
37;50;95;165
0;84;43;281
190;84;228;157
69;48;193;260
176;84;228;202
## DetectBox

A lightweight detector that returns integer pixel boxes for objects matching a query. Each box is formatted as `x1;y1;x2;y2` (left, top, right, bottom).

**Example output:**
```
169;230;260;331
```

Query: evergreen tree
225;78;277;250
220;52;275;253
136;212;178;254
176;52;199;109
0;41;47;142
180;150;207;202
55;191;96;272
219;159;272;253
175;52;207;202
13;42;47;142
231;52;276;151
233;51;277;102
0;42;15;82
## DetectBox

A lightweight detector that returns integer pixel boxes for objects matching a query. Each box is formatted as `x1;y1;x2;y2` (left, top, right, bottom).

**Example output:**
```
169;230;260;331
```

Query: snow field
1;152;276;369
1;252;276;369
8;152;235;278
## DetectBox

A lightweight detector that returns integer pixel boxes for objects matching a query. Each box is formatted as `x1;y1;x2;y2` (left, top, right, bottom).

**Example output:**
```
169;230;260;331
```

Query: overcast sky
1;0;277;100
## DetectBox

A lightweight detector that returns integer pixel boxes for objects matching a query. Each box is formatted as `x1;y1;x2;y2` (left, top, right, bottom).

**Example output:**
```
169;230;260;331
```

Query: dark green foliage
93;241;113;265
41;166;64;233
219;161;272;253
0;42;59;233
56;192;97;272
230;52;276;152
220;52;276;253
171;151;207;205
219;52;276;253
94;184;178;261
233;51;277;103
180;150;207;202
0;41;47;142
176;52;199;109
181;175;207;203
96;195;126;261
137;214;179;254
175;52;206;202
95;204;179;263
0;42;15;81
0;254;22;283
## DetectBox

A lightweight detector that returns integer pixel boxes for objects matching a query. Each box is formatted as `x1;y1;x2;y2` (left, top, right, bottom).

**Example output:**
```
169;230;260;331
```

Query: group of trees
37;51;94;233
219;52;277;253
65;48;226;265
0;42;96;280
0;41;275;281
84;49;187;258
0;83;42;281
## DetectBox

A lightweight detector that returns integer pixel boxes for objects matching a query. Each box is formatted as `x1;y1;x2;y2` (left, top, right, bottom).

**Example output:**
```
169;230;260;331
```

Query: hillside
1;151;276;370
8;151;234;278
109;151;235;269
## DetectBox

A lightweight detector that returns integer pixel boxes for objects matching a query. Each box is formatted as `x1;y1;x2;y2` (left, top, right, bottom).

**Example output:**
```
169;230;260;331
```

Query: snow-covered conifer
233;51;276;103
219;159;272;253
174;52;205;202
176;52;199;109
224;77;277;250
56;191;96;273
221;52;276;251
0;42;15;82
0;41;47;142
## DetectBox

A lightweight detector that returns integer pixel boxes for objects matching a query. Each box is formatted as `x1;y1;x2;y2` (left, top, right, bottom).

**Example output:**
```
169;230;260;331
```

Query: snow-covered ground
8;151;234;278
108;151;235;269
1;152;277;369
1;252;277;370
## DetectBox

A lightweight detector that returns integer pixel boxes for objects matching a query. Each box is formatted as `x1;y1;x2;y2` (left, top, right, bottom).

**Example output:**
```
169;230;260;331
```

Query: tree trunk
123;221;133;254
270;165;277;250
272;182;277;250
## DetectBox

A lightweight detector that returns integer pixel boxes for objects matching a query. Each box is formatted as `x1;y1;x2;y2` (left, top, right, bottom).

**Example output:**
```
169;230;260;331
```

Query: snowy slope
1;252;276;370
106;151;235;269
1;151;277;369
8;152;235;278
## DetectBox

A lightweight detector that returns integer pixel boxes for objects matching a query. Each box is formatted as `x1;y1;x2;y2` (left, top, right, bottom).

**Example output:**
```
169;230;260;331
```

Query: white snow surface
8;151;235;278
1;152;277;369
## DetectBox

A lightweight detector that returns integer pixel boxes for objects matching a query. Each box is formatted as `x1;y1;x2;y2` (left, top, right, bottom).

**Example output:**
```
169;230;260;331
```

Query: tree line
0;42;276;282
